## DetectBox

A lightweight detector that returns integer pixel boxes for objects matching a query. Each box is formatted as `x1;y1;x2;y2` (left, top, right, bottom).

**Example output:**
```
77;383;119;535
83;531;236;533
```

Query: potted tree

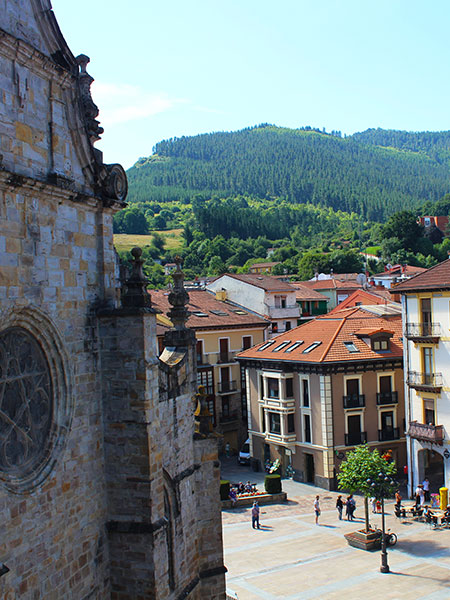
337;445;397;550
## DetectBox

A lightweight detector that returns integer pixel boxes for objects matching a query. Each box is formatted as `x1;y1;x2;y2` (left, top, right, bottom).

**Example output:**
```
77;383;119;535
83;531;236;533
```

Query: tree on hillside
297;251;330;280
113;207;149;234
329;249;363;273
381;210;423;253
338;445;397;533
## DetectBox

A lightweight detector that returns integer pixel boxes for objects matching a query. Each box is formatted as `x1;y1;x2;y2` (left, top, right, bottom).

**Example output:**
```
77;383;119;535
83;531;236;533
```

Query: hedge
264;474;282;494
220;480;230;501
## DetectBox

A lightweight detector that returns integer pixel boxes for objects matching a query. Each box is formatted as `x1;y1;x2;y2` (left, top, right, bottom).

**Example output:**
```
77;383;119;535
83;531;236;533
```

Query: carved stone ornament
122;247;152;309
167;257;190;329
102;163;128;202
76;54;104;144
0;328;53;482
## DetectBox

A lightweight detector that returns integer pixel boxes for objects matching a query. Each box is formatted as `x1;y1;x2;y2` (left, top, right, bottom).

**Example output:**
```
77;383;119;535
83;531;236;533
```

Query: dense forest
115;125;450;287
127;125;450;220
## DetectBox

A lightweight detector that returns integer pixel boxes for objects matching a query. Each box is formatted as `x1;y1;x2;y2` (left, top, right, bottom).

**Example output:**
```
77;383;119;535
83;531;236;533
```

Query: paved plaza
221;461;450;599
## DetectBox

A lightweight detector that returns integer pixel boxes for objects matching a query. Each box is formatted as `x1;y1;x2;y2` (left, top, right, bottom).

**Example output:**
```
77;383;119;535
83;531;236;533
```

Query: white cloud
91;81;183;126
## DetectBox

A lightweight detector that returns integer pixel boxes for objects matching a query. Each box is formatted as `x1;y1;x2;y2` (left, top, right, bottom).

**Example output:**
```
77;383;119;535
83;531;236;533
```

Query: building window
259;374;264;400
287;413;295;433
196;339;203;364
302;379;310;407
421;298;432;335
285;321;291;331
286;378;294;398
424;398;435;425
269;412;281;434
273;341;290;352
242;335;252;350
267;378;279;398
303;341;321;354
373;339;389;351
344;341;359;353
271;322;278;333
303;413;311;443
222;397;230;418
422;347;433;376
240;366;247;420
275;296;287;308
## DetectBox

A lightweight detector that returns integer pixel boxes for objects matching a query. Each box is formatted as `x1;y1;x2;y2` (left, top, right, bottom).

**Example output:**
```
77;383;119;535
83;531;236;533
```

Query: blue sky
52;0;450;169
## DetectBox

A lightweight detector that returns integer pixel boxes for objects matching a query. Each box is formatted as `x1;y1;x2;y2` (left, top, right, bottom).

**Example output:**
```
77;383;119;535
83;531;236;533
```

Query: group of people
414;478;431;507
335;494;356;521
229;481;257;507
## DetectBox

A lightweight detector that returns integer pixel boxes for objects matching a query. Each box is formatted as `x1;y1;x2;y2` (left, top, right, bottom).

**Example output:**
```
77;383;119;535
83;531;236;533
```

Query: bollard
439;487;448;510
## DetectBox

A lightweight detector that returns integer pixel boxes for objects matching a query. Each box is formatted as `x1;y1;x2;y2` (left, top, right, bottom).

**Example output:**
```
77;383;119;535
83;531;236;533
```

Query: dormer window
373;338;389;351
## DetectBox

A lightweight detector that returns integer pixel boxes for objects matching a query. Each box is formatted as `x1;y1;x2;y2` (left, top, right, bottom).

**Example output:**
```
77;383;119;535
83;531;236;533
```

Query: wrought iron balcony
376;391;398;405
217;380;237;394
343;394;365;409
407;371;443;393
345;431;367;446
378;427;400;442
405;322;440;342
408;421;444;445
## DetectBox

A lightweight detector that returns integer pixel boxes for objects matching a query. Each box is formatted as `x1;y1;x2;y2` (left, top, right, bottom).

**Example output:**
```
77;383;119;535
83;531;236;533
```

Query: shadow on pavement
394;538;450;558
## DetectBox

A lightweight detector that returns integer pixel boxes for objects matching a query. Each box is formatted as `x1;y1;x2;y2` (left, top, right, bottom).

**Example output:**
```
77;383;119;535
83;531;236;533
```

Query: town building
0;3;225;598
328;287;395;313
152;289;269;453
395;260;450;496
290;283;329;321
294;278;362;310
207;273;300;335
371;264;426;289
418;215;449;235
249;261;281;274
237;305;406;490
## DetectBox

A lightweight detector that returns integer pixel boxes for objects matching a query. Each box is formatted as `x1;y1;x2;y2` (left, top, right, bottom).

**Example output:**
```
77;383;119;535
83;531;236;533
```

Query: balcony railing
218;380;237;394
376;391;398;405
407;371;443;392
408;421;444;445
378;427;400;442
345;431;367;446
405;322;440;341
343;394;365;409
265;304;301;319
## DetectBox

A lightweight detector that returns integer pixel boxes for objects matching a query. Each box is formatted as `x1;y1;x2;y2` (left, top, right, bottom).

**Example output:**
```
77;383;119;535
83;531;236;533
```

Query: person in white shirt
423;478;430;503
314;495;320;525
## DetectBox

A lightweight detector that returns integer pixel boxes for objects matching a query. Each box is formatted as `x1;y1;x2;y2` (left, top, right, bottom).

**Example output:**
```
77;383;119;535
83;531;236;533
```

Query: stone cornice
0;27;73;85
0;168;124;212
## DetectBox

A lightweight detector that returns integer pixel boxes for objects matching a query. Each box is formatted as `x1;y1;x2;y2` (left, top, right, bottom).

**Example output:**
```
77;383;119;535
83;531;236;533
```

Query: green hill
127;125;450;221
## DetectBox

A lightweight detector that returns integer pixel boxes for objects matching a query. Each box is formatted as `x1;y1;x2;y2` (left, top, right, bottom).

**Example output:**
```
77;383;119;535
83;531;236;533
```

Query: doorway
305;453;315;483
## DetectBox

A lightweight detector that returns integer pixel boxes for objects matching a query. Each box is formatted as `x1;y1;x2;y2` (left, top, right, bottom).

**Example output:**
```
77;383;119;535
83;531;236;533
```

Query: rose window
0;328;53;480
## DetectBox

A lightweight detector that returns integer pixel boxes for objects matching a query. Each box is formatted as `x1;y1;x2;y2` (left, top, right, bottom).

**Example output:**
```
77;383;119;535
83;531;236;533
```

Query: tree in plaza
337;445;397;533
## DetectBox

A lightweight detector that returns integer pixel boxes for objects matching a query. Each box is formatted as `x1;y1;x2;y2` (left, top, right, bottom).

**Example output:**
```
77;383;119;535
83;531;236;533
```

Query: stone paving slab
223;492;450;599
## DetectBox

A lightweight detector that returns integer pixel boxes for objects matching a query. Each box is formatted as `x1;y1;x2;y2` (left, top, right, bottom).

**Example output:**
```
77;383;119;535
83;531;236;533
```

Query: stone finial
167;257;189;329
194;386;213;437
76;54;104;144
122;247;152;308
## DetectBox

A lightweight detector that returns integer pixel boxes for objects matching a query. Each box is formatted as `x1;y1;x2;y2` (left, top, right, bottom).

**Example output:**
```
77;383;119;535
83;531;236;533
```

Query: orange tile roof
354;327;394;336
329;288;395;313
294;279;362;291
237;306;403;364
150;289;269;330
217;273;296;292
290;283;329;301
393;259;450;292
373;264;426;278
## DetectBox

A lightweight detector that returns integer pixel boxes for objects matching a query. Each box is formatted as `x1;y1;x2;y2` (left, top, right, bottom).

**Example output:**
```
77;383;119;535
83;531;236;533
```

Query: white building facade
395;262;450;497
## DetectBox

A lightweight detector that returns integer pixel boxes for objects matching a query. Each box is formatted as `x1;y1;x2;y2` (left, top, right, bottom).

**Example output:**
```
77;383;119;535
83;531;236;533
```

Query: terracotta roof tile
393;259;450;292
150;289;269;330
294;279;362;291
290;283;329;301
237;306;402;364
329;288;395;313
214;273;296;292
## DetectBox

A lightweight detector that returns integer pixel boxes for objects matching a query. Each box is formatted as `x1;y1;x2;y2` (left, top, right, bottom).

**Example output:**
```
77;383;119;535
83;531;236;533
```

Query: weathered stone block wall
0;183;118;598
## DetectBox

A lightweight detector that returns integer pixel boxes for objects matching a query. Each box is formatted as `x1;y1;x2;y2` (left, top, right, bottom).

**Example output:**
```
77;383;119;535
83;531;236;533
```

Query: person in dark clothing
336;495;344;520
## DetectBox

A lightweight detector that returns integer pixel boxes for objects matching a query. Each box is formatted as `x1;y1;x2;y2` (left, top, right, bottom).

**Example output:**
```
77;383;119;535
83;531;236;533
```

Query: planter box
222;492;287;509
344;529;382;551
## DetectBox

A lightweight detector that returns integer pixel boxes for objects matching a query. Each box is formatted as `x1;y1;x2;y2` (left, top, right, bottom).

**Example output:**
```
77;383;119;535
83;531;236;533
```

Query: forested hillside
127;125;450;221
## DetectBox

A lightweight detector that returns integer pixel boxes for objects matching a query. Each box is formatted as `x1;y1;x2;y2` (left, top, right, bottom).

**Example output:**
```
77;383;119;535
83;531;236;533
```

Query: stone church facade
0;1;226;598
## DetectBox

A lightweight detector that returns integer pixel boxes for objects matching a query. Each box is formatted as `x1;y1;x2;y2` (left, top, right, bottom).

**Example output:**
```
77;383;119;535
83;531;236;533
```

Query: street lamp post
367;473;396;574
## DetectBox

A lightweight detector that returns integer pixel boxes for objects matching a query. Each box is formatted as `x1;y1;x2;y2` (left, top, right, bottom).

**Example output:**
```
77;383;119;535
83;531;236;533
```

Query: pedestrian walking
346;494;356;520
423;478;430;503
251;501;260;529
336;495;344;520
314;495;321;525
